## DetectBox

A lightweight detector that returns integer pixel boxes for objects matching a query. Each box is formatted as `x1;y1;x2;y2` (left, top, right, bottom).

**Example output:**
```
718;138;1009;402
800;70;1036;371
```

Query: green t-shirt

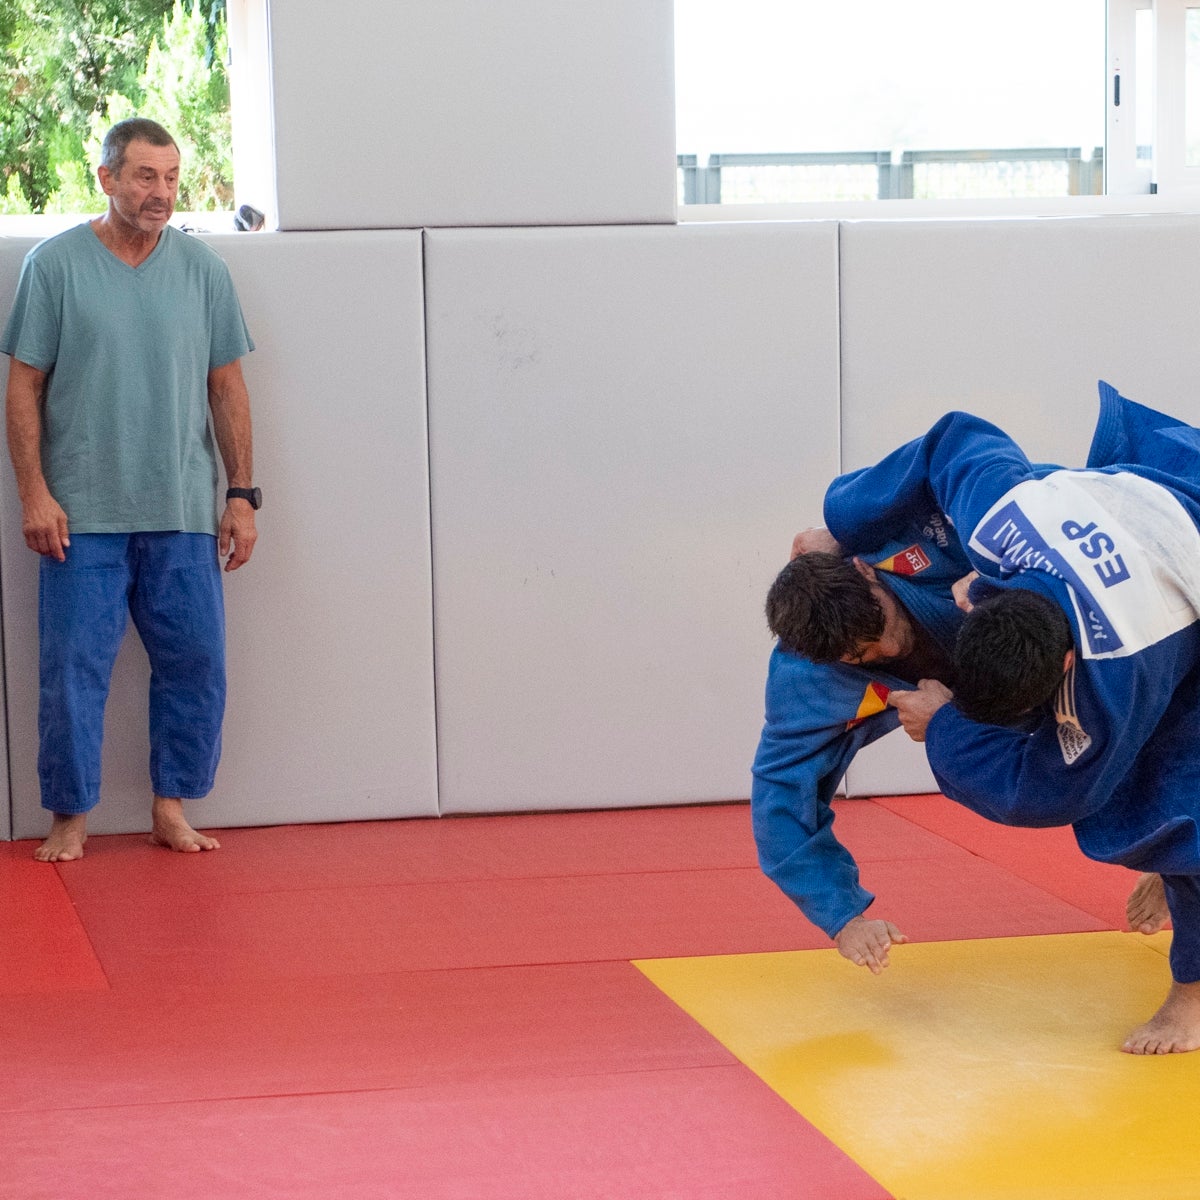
1;222;254;534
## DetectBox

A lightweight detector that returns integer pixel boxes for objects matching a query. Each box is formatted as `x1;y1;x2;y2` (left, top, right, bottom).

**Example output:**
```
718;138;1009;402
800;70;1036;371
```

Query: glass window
1186;6;1200;165
675;0;1107;205
1137;5;1155;157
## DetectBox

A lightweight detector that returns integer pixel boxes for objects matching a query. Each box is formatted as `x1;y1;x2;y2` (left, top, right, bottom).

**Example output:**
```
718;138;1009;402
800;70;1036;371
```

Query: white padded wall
842;727;938;798
839;215;1200;471
267;0;677;230
0;238;30;840
426;222;840;813
200;231;437;826
840;213;1200;797
3;230;437;837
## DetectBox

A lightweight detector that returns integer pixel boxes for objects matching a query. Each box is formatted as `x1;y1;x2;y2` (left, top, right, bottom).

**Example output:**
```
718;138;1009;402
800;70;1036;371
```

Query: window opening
1137;6;1155;158
675;0;1108;206
0;0;236;227
1186;6;1200;164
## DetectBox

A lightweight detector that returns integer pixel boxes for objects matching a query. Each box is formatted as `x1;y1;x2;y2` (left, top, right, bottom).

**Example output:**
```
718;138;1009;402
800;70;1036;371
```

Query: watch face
249;487;262;509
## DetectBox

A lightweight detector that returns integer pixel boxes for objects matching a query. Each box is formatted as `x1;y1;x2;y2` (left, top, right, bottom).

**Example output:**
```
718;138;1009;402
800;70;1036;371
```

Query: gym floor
1;796;1193;1199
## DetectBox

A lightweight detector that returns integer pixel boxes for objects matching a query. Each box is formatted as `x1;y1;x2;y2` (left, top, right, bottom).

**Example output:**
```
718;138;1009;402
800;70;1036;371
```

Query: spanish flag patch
872;544;932;576
847;681;891;729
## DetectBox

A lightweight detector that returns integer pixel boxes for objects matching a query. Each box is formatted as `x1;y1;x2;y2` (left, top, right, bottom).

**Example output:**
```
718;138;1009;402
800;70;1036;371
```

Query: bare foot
150;797;220;853
34;813;88;862
1122;980;1200;1054
1126;872;1170;934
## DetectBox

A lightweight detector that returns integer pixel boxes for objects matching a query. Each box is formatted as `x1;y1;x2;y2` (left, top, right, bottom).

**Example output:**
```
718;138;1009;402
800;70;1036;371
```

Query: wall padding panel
839;215;1200;469
425;222;840;813
842;721;938;799
839;213;1200;798
2;230;436;837
267;0;677;231
0;238;30;840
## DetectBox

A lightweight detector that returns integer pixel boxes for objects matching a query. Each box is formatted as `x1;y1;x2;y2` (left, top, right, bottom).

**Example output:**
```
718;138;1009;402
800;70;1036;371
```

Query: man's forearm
207;360;254;487
5;359;51;501
6;357;69;559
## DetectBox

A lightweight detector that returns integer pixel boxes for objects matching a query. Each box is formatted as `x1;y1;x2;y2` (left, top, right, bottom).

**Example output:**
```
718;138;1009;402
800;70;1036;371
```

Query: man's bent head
953;588;1074;725
766;552;886;663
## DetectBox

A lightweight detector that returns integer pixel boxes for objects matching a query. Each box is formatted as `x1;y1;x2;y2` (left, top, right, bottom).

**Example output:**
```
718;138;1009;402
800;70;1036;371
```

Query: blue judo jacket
824;382;1200;882
751;516;971;938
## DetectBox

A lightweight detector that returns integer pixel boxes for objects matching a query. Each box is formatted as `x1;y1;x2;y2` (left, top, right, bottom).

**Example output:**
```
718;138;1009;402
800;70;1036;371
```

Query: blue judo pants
38;533;226;815
1162;875;1200;984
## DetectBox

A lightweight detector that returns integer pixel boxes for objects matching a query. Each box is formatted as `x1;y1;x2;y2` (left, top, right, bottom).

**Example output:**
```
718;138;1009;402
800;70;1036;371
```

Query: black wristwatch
226;486;262;510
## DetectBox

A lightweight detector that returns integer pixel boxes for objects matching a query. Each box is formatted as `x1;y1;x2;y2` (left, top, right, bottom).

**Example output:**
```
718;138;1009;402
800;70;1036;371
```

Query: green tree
0;0;230;213
101;0;232;211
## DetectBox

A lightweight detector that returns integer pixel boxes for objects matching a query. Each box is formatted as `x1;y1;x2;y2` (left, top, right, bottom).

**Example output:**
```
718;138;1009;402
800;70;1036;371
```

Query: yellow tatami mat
636;932;1200;1200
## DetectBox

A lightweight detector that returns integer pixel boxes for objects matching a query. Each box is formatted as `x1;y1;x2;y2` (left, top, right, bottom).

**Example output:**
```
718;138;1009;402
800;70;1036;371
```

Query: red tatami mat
875;794;1144;929
0;961;734;1113
47;802;762;903
826;797;977;863
3;797;1141;1198
67;846;1103;988
0;1067;890;1200
0;843;107;995
846;854;1108;943
69;867;817;986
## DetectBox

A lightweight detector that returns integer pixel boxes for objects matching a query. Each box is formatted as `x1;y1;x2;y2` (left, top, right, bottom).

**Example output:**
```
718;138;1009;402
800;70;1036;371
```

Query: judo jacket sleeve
752;509;971;937
751;645;898;938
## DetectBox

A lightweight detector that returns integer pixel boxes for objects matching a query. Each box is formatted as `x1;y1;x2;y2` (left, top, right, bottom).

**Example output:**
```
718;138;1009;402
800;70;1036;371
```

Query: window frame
677;0;1200;221
1151;0;1200;194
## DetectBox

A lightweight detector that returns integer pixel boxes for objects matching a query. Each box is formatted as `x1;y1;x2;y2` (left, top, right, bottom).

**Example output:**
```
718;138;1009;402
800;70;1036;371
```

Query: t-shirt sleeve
207;261;254;369
1;254;61;371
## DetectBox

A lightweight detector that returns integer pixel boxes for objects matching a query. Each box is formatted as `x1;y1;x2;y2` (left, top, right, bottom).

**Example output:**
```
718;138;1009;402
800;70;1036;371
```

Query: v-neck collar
88;220;170;272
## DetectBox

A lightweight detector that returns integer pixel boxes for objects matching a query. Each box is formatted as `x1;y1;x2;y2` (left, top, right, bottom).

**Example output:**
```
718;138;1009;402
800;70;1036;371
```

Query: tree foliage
0;0;231;213
103;0;232;210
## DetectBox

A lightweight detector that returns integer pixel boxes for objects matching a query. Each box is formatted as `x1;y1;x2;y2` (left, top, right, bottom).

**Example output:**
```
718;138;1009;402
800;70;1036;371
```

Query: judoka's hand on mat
835;915;908;974
888;679;953;742
790;526;842;560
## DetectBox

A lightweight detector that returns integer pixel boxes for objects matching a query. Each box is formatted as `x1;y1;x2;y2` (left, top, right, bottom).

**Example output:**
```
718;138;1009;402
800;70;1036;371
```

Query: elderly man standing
2;117;260;861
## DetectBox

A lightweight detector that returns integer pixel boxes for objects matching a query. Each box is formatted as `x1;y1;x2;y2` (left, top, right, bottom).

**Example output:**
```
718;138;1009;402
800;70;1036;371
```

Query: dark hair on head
101;118;178;175
953;588;1073;725
765;552;884;663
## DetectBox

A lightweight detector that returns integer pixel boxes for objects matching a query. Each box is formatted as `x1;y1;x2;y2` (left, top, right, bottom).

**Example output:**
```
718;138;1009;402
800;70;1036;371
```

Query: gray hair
100;118;178;175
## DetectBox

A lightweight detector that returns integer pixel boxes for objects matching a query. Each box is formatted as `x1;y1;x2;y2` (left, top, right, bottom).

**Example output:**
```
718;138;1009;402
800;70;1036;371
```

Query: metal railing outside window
677;147;1105;205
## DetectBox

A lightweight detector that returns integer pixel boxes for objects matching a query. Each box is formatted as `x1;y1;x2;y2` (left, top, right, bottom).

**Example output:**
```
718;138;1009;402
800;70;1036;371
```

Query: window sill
676;193;1200;223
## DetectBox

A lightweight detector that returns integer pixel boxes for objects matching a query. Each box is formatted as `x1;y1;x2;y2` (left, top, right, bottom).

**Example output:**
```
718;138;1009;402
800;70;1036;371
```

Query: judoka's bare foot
150;797;220;853
34;813;87;862
1122;981;1200;1054
1126;873;1169;934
